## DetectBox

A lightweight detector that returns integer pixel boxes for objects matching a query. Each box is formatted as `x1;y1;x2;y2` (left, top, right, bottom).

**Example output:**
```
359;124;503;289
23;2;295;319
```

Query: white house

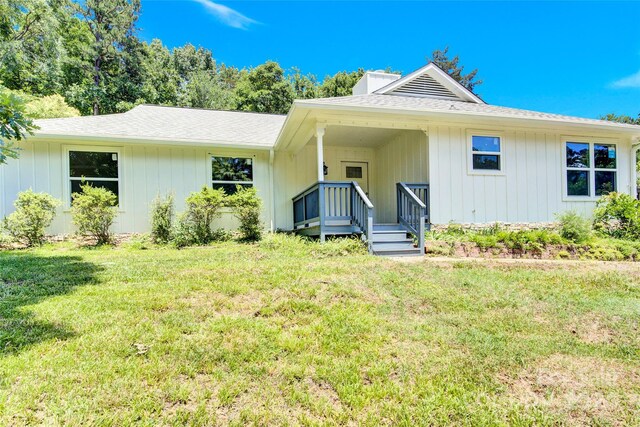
2;63;640;255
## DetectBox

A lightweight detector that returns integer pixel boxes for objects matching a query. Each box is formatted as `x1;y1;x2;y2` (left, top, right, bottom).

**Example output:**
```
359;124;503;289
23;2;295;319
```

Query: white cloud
612;70;640;89
193;0;258;30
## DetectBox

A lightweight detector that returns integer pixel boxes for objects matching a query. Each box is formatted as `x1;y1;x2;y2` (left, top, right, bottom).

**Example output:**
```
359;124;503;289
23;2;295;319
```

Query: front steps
371;224;422;257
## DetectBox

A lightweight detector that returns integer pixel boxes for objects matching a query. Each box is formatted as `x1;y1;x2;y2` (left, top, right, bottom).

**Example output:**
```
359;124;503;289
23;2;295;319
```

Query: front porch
292;180;430;256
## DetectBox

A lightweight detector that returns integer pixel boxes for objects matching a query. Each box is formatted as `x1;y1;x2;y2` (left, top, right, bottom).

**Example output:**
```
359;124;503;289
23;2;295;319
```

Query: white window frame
466;130;505;176
208;153;255;191
562;137;618;201
63;145;124;210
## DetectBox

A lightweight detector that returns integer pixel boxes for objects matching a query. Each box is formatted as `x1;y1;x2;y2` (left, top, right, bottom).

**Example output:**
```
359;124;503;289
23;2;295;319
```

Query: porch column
316;124;326;182
632;139;640;199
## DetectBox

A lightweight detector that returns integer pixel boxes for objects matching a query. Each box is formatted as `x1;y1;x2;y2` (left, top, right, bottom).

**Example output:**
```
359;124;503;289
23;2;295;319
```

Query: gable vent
389;74;462;100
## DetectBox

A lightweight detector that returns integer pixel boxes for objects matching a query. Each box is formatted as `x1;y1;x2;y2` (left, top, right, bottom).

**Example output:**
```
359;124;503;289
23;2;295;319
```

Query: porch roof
275;94;640;151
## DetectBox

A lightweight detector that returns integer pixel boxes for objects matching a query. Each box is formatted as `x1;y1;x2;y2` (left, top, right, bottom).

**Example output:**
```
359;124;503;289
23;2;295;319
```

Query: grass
1;234;639;425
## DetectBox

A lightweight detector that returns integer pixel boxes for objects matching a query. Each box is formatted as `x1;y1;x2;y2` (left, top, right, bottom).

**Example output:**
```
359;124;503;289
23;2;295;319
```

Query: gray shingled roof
35;105;286;147
296;94;640;131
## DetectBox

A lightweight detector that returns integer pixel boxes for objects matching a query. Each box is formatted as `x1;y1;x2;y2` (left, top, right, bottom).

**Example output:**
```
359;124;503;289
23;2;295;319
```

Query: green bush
150;193;174;244
173;186;225;247
2;189;60;246
227;186;262;241
556;211;591;243
71;184;117;245
593;192;640;240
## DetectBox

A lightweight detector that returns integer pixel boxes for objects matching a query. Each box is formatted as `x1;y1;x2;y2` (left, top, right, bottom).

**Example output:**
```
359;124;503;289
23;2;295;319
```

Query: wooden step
373;223;405;231
371;230;411;242
371;241;421;257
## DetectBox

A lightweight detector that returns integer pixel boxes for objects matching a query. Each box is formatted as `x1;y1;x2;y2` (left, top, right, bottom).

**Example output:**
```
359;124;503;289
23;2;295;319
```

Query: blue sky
138;1;640;119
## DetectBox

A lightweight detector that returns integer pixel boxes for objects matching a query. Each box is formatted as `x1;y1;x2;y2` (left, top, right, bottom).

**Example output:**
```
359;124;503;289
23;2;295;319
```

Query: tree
139;39;179;106
429;47;482;93
179;70;236;110
319;69;364;98
26;94;80;118
75;0;141;115
0;91;36;164
290;68;318;99
0;0;67;95
601;113;640;125
234;61;295;114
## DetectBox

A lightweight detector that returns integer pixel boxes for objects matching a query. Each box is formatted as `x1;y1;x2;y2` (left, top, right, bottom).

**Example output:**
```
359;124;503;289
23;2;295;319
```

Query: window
470;135;502;172
211;156;253;194
345;166;363;179
564;141;616;198
68;149;120;205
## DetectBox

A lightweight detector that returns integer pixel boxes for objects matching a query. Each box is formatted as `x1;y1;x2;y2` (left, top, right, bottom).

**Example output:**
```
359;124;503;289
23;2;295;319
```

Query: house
2;63;640;255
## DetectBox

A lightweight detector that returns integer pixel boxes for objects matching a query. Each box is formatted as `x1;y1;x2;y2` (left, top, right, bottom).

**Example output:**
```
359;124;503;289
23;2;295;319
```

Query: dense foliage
71;183;118;244
2;189;60;246
150;193;174;244
227;186;262;241
0;0;482;117
593;192;640;240
556;210;592;243
0;90;36;163
173;187;226;247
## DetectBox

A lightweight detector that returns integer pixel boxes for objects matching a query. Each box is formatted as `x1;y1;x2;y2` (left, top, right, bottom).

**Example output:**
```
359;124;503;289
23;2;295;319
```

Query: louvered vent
389;74;461;100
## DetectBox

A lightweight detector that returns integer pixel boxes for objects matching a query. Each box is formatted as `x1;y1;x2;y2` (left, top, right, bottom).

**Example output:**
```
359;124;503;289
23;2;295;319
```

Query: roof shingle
35;105;286;147
297;94;640;131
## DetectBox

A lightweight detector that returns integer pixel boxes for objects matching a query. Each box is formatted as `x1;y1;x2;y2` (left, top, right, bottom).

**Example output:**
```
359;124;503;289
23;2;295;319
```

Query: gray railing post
318;182;326;242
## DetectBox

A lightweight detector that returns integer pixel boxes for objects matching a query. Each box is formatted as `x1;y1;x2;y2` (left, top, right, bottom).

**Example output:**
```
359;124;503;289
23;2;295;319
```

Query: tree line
0;0;484;119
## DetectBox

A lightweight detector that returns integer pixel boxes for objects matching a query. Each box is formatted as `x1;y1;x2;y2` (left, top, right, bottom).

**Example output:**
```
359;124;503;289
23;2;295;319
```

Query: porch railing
292;181;374;251
396;182;428;255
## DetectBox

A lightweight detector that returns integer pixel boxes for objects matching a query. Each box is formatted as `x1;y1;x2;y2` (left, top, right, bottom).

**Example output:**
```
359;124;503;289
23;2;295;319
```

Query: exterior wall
273;144;375;230
0;139;273;235
372;130;429;223
427;125;633;224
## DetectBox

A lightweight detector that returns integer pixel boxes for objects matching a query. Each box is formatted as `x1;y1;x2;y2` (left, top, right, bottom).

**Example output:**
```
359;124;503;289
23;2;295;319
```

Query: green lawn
1;235;639;426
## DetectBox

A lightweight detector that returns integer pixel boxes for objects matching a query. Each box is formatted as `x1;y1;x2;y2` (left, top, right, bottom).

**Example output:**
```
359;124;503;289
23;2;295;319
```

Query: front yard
1;235;639;425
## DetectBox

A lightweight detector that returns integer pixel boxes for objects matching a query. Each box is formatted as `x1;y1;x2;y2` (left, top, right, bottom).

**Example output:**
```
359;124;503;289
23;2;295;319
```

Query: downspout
269;149;275;232
631;138;640;199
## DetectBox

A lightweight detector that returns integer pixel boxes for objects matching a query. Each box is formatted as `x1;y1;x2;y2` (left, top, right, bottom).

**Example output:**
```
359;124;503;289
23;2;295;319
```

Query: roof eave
29;132;275;150
292;102;640;135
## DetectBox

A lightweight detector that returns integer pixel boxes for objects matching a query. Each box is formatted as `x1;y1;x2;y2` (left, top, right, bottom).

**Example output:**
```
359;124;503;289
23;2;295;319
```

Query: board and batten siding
273;144;375;230
372;130;429;223
427;125;632;224
0;139;273;235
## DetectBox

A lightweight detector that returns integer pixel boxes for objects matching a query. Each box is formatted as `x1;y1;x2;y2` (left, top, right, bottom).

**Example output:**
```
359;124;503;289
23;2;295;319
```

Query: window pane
594;144;616;169
70;151;118;178
71;180;119;204
211;157;253;182
472;136;500;152
345;166;362;178
566;142;590;168
211;182;252;195
567;170;589;196
473;154;500;170
595;171;616;196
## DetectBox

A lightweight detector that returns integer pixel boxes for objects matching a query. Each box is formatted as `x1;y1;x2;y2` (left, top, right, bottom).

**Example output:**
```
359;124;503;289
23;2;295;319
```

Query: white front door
341;161;369;195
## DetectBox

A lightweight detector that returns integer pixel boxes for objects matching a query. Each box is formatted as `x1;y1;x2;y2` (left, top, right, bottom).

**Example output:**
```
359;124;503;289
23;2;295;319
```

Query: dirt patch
305;377;343;411
569;314;616;345
502;354;640;425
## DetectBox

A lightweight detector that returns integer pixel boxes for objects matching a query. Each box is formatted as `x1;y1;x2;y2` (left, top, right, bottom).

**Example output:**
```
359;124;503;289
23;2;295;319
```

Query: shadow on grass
0;251;102;356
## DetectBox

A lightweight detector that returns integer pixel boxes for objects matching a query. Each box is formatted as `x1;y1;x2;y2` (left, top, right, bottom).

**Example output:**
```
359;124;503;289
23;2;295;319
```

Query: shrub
227;186;263;241
173;186;225;247
2;190;60;246
593;192;640;240
556;211;591;243
150;193;174;244
71;183;117;245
